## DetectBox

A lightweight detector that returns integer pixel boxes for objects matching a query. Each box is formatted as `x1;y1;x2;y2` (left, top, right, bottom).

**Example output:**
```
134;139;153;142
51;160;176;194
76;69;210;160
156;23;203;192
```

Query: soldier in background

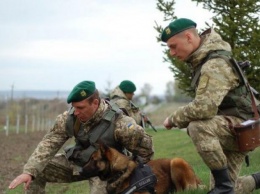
9;80;154;194
109;80;147;127
161;18;260;194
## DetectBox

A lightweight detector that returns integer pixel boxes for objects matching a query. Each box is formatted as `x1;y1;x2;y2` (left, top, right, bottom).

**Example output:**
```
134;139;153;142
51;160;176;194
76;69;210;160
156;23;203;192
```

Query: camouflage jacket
110;86;142;125
168;28;240;129
23;99;154;178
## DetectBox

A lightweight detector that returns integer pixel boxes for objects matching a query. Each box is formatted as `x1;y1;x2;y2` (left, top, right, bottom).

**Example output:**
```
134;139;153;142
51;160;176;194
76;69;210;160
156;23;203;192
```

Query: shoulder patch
127;123;134;130
197;75;209;95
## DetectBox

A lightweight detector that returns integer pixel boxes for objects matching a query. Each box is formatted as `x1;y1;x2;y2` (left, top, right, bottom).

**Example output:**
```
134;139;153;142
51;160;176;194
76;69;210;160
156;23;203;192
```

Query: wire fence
0;97;69;136
2;114;54;136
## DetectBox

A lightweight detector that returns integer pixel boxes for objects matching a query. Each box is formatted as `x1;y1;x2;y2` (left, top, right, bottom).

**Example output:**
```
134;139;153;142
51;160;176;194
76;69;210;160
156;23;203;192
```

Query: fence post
37;117;40;131
32;115;35;132
16;114;20;134
5;115;9;136
25;114;28;134
41;118;45;131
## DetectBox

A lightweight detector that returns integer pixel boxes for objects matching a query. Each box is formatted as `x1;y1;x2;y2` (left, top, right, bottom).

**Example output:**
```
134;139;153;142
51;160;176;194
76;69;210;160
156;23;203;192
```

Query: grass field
6;128;260;194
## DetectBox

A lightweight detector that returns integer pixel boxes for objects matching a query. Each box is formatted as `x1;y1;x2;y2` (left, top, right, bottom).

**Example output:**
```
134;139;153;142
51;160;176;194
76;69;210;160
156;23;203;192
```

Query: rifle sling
192;50;259;119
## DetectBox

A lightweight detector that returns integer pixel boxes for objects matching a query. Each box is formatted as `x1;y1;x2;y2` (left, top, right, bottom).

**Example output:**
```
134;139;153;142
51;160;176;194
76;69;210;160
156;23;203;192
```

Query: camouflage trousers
187;115;257;194
26;153;107;194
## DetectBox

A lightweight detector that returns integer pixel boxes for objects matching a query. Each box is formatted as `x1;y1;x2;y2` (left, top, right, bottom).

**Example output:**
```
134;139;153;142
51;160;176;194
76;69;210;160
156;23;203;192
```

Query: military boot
207;167;234;194
252;172;260;190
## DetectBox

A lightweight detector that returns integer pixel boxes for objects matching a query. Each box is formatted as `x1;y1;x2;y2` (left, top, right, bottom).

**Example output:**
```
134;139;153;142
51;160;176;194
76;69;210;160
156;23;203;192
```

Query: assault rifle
140;112;157;132
130;101;157;132
238;61;259;98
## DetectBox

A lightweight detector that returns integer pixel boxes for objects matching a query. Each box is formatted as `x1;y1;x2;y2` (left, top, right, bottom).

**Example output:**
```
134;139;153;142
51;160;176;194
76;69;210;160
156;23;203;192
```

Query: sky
0;0;213;96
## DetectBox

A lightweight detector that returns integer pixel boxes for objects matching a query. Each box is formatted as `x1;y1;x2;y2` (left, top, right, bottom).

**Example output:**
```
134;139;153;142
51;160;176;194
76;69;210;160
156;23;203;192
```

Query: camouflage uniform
167;28;257;194
110;86;142;125
23;99;154;194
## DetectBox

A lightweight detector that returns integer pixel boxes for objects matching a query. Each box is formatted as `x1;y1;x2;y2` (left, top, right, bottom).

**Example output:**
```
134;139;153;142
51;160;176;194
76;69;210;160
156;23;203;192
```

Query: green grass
6;128;260;194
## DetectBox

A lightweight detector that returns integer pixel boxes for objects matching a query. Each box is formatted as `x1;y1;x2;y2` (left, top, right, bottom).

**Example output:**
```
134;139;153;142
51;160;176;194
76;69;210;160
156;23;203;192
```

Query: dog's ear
97;141;109;155
99;143;109;154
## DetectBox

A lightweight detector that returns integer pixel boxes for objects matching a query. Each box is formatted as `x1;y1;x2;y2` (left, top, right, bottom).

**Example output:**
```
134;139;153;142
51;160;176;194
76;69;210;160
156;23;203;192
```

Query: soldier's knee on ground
235;175;256;194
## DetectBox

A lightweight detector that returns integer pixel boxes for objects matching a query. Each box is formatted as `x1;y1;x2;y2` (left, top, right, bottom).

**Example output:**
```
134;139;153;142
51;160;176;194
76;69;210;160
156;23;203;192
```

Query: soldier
161;18;260;194
8;80;154;194
109;80;147;127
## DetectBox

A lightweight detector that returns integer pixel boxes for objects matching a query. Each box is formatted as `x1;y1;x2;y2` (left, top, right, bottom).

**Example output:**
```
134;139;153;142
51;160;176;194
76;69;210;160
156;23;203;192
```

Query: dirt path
0;131;46;193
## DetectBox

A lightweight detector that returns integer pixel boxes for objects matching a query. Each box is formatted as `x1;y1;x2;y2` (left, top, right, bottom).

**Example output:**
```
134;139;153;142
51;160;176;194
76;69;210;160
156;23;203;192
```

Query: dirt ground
0;130;47;193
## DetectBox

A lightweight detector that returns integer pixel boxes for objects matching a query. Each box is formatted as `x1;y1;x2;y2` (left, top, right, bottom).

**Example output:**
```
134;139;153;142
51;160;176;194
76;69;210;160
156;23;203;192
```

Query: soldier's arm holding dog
9;111;70;190
114;115;154;163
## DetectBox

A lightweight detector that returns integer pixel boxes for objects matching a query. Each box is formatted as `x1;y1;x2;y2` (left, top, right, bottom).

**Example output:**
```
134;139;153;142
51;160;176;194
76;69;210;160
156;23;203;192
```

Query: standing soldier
161;18;260;194
9;80;154;194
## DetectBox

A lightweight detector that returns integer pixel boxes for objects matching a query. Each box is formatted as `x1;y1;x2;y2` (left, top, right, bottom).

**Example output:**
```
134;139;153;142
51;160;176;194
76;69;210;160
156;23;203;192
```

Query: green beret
161;18;197;42
67;81;96;103
119;80;136;93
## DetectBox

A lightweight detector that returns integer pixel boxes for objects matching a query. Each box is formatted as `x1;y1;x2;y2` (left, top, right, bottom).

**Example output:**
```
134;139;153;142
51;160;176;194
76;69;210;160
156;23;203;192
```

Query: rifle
141;112;157;132
130;101;157;132
237;61;259;98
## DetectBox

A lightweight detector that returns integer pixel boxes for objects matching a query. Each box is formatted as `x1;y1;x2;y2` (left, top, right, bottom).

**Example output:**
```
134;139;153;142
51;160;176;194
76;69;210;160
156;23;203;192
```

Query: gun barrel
147;120;157;132
141;113;157;132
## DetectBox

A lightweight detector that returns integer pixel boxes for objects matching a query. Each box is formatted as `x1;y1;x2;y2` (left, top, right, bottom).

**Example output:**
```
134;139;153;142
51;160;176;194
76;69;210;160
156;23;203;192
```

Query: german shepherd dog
81;143;201;194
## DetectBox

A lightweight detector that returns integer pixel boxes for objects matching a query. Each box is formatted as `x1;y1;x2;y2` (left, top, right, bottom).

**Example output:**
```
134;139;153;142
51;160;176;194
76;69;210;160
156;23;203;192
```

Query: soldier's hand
163;117;173;130
9;173;32;190
142;115;148;122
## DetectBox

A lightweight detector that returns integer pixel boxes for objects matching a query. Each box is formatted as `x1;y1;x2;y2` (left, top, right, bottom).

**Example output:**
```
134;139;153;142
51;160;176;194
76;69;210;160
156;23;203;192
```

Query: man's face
166;32;193;61
125;92;134;100
72;98;99;122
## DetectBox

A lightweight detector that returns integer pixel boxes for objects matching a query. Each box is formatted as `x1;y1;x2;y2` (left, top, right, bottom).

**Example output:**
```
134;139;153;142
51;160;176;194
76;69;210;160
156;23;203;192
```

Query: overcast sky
0;0;213;95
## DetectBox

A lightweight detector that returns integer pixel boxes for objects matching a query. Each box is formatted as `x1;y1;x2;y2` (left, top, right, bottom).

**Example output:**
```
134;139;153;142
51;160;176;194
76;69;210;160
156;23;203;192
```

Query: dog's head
81;142;136;181
80;142;110;179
